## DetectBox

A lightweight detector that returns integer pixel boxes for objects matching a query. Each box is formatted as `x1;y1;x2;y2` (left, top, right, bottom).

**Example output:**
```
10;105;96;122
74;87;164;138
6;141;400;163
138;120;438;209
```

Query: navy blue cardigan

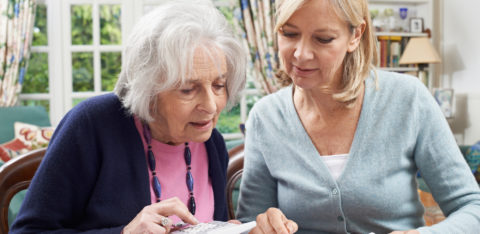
10;93;229;233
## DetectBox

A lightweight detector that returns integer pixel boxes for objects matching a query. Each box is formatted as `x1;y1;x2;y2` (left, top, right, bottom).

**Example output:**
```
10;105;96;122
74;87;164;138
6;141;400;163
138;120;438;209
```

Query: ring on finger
160;216;170;227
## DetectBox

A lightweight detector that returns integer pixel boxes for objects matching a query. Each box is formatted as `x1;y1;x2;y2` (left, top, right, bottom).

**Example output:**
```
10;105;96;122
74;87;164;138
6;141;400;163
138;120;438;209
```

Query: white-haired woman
10;1;245;233
237;0;480;233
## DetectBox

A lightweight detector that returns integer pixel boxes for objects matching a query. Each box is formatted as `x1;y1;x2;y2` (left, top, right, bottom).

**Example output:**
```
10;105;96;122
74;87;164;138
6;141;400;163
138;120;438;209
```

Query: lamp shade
399;37;441;64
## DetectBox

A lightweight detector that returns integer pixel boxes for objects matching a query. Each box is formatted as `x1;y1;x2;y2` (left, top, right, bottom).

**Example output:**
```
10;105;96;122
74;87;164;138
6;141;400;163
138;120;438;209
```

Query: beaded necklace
141;122;196;215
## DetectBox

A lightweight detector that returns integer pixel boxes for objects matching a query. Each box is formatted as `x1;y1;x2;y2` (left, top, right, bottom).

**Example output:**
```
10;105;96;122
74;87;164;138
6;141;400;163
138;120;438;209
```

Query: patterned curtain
233;0;281;94
0;0;37;106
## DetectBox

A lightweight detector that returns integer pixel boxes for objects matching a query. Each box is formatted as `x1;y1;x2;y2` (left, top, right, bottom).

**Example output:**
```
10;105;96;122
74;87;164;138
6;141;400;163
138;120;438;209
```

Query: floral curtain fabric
0;0;36;106
233;0;282;94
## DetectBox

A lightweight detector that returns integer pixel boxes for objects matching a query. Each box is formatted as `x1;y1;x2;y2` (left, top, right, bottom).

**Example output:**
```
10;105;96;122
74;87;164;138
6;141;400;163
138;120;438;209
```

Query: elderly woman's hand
122;197;198;234
228;219;242;224
249;208;298;234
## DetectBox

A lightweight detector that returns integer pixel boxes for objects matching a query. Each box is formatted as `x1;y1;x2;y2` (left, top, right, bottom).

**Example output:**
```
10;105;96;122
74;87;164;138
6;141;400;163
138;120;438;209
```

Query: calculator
171;220;256;234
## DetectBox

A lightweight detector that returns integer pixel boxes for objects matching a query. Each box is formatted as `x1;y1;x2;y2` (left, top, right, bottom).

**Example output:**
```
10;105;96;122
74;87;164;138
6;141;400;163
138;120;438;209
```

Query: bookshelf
375;33;430;73
369;0;435;86
375;32;428;37
369;0;429;4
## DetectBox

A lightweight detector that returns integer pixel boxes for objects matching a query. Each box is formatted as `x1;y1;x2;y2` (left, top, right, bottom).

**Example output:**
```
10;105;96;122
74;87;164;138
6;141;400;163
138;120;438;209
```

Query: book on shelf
376;35;410;68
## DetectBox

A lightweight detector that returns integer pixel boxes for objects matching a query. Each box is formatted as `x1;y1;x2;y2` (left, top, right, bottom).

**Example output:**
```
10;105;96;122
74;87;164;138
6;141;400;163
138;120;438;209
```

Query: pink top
134;117;214;223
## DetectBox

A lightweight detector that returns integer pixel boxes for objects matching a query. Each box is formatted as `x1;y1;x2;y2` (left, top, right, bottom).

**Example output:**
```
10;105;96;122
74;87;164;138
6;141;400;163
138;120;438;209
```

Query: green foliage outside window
217;104;241;134
101;52;122;91
71;5;93;45
72;98;86;107
22;4;49;112
72;52;94;92
217;94;261;134
100;5;122;45
23;4;48;94
32;4;47;46
22;52;49;93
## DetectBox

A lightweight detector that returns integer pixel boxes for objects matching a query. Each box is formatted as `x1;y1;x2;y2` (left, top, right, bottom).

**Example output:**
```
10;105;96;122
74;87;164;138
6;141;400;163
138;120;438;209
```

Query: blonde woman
237;0;480;233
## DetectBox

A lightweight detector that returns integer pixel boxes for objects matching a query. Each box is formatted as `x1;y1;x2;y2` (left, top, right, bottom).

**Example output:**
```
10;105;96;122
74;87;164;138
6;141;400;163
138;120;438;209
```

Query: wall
441;0;480;145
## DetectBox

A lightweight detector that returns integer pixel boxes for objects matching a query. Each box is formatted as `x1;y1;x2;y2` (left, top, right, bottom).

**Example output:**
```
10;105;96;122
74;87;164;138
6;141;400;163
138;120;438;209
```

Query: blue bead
189;197;196;215
142;123;152;144
184;147;191;165
153;176;161;198
148;150;156;171
186;171;194;191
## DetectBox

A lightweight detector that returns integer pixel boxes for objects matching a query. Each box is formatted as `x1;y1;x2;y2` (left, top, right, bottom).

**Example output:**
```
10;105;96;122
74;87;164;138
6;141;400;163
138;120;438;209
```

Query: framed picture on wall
433;88;454;118
410;17;424;33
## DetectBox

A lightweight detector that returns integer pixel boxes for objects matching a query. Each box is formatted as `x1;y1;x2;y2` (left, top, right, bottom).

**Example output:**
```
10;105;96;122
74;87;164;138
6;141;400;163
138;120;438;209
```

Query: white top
320;154;349;181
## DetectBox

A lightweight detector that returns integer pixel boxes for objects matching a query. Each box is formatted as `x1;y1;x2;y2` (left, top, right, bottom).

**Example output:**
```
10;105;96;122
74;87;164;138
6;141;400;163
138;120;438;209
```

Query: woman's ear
347;21;366;53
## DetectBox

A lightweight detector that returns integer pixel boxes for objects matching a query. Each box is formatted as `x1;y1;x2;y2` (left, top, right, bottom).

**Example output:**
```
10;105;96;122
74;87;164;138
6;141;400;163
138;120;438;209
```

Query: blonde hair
114;0;246;121
275;0;378;105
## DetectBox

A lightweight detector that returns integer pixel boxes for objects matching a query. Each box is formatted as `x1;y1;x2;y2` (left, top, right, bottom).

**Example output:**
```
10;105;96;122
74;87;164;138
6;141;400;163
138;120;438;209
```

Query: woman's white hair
114;0;246;121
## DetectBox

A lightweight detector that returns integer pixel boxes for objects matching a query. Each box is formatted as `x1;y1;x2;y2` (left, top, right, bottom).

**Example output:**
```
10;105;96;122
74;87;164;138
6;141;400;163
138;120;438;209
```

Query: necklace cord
142;122;196;214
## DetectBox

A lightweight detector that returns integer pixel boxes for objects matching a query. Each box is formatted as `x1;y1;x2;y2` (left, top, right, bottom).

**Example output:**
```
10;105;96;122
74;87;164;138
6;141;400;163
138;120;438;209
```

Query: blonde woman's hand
390;230;420;234
122;197;199;234
249;208;298;234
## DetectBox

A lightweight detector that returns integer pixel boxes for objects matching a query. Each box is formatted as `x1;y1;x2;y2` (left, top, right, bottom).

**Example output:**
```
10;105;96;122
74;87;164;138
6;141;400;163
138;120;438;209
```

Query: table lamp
399;37;441;86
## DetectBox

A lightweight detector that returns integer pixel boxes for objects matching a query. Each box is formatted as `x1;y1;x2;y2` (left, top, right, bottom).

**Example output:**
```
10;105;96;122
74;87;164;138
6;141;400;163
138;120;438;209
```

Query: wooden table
418;189;446;226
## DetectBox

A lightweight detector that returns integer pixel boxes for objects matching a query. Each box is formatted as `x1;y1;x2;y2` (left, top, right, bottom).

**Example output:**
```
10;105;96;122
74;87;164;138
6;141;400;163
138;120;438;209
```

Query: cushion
0;106;51;144
459;145;471;157
14;122;54;148
0;138;30;163
0;122;53;163
465;141;480;174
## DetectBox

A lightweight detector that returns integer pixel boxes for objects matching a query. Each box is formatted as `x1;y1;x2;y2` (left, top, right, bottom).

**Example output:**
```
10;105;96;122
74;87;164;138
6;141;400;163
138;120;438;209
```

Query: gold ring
160;216;169;227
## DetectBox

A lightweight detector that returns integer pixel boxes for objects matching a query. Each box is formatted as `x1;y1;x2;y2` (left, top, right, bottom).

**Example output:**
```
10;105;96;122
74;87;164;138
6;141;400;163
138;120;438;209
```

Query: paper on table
208;221;256;234
171;221;256;234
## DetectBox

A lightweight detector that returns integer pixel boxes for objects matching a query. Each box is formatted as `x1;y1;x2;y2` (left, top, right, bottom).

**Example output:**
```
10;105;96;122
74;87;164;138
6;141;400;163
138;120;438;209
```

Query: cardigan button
332;188;338;195
337;216;344;222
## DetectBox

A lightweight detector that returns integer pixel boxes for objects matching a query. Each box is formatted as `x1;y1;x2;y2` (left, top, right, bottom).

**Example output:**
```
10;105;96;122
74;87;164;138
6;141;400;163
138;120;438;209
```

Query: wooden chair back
227;144;244;219
0;148;46;233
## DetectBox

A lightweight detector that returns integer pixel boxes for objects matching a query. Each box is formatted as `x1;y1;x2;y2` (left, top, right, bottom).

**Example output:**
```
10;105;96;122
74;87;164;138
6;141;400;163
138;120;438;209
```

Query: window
19;0;257;140
20;0;127;124
67;3;123;107
20;1;49;113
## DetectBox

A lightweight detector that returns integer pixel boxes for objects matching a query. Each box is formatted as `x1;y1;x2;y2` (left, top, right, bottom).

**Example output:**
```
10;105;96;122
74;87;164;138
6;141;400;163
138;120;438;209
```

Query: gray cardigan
237;70;480;234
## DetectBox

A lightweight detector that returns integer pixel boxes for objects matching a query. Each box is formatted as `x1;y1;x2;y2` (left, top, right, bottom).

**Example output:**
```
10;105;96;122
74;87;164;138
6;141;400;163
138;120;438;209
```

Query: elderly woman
237;0;480;233
10;1;245;233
